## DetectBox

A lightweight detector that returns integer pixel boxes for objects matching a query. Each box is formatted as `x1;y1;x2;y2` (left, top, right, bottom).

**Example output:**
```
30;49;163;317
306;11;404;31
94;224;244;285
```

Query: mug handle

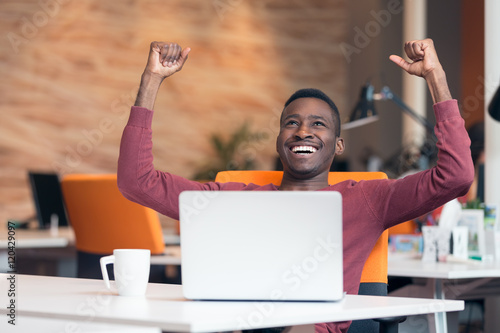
100;255;115;290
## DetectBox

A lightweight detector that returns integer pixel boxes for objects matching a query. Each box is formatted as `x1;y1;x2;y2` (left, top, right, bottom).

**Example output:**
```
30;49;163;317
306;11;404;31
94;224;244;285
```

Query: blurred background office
0;0;485;231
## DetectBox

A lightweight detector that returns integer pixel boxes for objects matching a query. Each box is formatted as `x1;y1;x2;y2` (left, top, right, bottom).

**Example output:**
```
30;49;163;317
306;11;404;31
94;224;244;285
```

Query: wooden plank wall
0;0;348;226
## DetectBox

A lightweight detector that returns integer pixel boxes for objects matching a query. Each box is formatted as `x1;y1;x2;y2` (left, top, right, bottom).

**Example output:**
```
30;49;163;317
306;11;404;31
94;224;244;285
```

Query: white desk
388;253;500;333
0;274;464;332
0;315;161;333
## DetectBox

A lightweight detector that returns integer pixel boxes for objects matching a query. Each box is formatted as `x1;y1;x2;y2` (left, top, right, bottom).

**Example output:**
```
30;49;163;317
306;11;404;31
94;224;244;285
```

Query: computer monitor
28;172;69;228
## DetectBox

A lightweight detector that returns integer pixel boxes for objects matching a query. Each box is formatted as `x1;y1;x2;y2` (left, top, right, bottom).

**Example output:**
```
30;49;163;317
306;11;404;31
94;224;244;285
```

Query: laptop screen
179;191;343;302
28;172;69;228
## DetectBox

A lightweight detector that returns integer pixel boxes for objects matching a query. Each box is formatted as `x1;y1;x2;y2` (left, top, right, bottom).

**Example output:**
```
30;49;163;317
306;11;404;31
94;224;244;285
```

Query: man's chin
285;165;321;179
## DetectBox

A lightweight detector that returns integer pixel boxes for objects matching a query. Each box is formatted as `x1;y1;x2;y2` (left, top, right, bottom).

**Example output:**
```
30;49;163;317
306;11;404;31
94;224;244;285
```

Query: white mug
100;249;151;297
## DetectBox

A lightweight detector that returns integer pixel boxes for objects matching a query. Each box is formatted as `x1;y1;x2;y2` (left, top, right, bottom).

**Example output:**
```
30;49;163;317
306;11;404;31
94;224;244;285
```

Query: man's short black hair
283;88;341;137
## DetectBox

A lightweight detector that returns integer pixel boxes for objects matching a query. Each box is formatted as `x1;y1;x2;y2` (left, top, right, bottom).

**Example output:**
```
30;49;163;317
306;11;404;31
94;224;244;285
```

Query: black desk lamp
344;82;440;176
343;83;379;130
343;82;435;139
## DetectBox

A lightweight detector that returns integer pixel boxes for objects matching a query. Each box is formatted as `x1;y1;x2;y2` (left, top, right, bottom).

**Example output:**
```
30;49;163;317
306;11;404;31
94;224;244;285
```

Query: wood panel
0;0;348;226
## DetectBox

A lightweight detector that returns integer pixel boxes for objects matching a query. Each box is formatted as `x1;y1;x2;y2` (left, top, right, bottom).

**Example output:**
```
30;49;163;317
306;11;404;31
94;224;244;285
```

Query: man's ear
335;137;345;155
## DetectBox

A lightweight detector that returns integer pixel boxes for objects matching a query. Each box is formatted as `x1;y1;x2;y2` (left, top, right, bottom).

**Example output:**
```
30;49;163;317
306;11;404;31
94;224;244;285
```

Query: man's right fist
144;42;191;79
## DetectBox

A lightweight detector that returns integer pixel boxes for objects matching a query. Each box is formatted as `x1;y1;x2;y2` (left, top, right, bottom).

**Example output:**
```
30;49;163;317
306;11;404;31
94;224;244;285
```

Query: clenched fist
144;41;191;79
389;39;442;79
389;38;451;103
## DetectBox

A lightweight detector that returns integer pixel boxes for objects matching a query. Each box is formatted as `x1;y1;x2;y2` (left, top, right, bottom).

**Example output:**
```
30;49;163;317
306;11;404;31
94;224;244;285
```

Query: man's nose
294;125;313;139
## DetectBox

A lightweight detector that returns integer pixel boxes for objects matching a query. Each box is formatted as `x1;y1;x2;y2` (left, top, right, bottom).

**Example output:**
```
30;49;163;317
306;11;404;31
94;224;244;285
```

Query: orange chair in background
215;170;389;286
61;174;166;280
389;220;418;236
215;171;403;333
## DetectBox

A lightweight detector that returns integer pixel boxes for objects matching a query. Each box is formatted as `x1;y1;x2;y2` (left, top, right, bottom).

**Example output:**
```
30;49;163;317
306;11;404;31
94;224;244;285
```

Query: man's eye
286;120;299;126
313;121;326;127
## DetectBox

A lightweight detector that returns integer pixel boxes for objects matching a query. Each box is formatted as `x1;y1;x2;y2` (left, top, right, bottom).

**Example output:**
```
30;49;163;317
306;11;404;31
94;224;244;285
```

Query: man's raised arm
371;39;474;228
117;42;193;218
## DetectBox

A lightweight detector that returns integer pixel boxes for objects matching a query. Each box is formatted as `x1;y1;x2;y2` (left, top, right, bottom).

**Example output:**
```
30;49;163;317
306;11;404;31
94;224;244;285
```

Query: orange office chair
61;174;166;280
215;171;405;333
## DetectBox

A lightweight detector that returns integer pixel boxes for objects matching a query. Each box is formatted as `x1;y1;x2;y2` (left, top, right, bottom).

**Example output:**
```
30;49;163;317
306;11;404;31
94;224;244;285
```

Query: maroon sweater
117;99;473;333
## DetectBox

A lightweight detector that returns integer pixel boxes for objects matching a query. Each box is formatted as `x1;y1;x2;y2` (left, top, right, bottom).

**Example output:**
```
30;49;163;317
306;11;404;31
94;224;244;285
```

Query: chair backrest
215;170;388;285
61;174;165;255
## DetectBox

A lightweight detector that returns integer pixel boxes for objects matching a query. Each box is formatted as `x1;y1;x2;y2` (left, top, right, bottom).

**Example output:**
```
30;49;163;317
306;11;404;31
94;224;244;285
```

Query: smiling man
118;39;473;333
277;89;344;190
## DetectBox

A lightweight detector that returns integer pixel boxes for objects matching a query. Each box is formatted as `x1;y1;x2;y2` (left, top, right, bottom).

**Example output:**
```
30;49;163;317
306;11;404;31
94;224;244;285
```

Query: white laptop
179;191;343;302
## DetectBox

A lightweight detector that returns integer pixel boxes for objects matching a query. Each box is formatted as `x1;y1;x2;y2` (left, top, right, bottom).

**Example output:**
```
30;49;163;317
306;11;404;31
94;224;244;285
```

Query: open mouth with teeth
291;145;318;155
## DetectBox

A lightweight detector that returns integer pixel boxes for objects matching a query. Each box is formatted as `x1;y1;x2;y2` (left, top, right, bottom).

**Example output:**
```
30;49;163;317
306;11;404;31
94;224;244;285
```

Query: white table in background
0;274;464;332
151;245;181;265
0;226;74;249
0;227;77;276
0;226;180;248
0;227;181;276
162;232;180;245
388;253;500;333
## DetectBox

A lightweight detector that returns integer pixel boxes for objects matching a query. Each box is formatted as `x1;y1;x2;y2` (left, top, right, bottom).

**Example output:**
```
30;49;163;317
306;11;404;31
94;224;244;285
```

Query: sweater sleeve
117;106;247;220
360;99;474;229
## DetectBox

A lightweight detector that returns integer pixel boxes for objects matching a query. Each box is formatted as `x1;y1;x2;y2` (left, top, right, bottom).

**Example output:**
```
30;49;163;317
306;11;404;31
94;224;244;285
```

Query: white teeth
291;146;317;153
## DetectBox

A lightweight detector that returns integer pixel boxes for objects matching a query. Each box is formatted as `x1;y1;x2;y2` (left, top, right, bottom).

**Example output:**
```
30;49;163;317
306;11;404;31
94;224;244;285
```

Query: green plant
464;198;485;210
191;123;268;181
